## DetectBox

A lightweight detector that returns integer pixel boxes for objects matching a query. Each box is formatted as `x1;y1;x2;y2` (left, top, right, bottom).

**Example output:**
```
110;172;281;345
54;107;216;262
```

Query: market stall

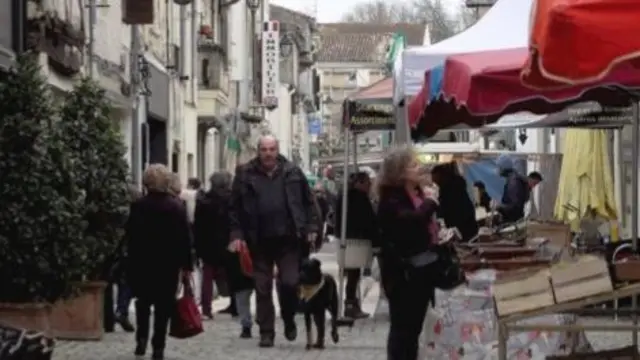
405;12;640;360
493;0;640;357
391;0;533;142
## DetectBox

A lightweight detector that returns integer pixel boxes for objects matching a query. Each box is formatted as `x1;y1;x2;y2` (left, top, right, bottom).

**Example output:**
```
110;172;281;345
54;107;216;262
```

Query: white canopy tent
392;0;534;103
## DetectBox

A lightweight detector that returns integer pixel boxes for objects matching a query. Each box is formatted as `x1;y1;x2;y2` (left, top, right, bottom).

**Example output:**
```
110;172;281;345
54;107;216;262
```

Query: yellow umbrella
554;129;618;226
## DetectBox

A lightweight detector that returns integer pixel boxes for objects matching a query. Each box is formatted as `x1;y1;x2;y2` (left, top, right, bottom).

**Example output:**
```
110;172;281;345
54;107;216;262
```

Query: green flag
385;32;406;73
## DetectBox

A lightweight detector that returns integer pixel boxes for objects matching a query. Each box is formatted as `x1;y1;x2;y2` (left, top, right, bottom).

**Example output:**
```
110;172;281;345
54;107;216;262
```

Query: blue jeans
234;289;253;328
116;282;132;317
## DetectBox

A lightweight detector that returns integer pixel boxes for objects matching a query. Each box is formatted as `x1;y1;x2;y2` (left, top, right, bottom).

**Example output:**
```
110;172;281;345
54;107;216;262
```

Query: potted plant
0;55;86;334
49;78;130;340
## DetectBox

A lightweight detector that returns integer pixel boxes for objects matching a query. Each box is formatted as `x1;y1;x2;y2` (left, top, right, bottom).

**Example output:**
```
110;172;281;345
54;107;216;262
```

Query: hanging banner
342;100;395;131
262;21;280;110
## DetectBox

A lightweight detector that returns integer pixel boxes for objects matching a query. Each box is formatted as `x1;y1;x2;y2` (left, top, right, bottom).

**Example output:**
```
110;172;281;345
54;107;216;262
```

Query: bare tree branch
341;0;470;43
457;3;479;31
341;1;418;23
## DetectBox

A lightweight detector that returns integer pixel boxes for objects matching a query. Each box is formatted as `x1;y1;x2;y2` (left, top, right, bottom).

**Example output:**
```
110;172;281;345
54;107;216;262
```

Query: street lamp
280;35;293;58
246;0;260;11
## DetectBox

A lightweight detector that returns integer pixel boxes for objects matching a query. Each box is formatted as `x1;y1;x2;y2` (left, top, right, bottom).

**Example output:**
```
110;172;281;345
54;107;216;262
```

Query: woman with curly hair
376;146;439;360
125;164;194;360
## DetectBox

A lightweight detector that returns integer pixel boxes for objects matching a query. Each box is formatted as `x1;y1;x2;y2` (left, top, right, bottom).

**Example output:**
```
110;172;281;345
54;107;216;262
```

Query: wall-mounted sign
343;100;395;131
262;21;280;111
308;113;322;136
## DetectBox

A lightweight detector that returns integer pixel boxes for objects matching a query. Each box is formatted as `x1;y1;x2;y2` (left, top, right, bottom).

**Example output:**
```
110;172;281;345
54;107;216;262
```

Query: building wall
266;83;294;158
176;2;200;184
0;0;15;70
39;0;134;167
317;62;386;152
183;105;199;181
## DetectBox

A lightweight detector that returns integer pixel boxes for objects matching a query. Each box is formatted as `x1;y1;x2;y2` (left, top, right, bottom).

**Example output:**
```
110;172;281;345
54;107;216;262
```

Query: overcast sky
271;0;461;23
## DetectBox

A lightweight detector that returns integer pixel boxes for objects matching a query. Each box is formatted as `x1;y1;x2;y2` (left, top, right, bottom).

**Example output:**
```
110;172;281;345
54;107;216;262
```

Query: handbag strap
183;275;195;296
177;274;195;297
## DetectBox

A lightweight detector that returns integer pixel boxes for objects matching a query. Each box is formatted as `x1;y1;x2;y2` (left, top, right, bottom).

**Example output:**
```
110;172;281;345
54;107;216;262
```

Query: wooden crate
462;258;552;272
473;247;538;260
550;256;613;304
527;222;571;250
493;270;554;317
613;258;640;282
546;345;638;359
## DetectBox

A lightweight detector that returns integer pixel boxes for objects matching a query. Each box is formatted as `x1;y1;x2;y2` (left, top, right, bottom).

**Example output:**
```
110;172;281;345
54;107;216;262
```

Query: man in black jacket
229;135;320;348
494;155;530;223
335;172;378;319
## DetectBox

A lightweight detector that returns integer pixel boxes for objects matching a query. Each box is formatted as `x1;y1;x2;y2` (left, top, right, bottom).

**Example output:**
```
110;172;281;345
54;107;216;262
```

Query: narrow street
52;244;389;360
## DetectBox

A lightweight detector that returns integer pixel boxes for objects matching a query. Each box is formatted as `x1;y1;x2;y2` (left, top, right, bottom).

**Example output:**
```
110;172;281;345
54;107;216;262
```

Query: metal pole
613;129;623;228
15;0;25;54
631;102;639;348
165;0;174;170
352;133;358;169
337;130;350;317
87;0;96;78
250;9;256;112
130;25;143;189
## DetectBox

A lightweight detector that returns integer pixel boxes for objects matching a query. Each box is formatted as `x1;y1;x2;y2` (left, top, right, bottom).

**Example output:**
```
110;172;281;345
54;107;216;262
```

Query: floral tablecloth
0;324;54;360
421;270;592;359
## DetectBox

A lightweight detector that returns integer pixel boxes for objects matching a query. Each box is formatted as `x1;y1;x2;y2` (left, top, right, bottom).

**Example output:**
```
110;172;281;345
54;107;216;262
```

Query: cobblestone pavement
52;243;388;360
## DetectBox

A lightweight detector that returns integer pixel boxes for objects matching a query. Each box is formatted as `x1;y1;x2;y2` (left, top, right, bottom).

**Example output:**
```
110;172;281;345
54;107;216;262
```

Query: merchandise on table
422;270;592;359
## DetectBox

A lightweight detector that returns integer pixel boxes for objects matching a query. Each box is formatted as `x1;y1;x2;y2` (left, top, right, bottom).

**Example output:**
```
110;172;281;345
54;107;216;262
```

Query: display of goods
473;247;538;260
423;270;592;360
461;258;552;272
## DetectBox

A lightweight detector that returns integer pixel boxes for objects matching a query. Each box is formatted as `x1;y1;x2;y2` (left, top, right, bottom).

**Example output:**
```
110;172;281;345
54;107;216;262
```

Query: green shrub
58;78;130;280
0;55;86;303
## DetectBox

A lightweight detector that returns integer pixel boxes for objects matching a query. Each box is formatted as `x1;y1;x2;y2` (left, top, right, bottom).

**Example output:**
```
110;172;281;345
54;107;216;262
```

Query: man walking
229;135;320;348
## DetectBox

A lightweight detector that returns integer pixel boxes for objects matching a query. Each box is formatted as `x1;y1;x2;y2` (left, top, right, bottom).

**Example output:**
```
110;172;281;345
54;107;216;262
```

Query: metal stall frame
495;102;640;359
336;97;393;318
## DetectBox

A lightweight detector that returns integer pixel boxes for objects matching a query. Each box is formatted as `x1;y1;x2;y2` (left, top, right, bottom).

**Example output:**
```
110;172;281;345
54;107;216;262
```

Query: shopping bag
238;242;253;277
169;276;204;339
432;243;466;290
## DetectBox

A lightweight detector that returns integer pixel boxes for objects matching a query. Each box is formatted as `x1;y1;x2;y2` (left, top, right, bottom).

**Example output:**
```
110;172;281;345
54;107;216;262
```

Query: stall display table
421;270;592;359
0;324;54;360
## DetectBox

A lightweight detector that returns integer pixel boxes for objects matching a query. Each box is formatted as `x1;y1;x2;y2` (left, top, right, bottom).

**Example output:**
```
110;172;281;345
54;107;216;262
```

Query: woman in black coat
376;147;440;360
125;164;194;360
431;162;479;242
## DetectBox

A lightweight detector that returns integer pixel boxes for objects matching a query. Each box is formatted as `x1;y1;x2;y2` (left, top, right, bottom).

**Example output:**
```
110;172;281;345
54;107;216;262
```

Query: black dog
299;258;346;350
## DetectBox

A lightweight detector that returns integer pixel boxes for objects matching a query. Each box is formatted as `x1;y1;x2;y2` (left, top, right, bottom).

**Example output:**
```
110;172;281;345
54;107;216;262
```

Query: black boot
151;348;164;360
258;333;275;348
116;314;135;332
134;338;147;357
344;300;370;319
240;326;252;339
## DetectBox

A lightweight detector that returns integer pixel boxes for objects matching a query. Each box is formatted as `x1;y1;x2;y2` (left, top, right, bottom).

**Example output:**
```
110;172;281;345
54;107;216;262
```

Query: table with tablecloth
421;270;593;359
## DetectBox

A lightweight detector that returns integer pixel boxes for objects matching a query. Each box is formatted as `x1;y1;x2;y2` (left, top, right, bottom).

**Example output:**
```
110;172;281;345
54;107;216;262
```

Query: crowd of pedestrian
103;135;540;360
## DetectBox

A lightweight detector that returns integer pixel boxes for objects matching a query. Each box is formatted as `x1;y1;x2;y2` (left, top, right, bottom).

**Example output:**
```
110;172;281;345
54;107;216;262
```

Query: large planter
0;302;52;335
50;281;107;340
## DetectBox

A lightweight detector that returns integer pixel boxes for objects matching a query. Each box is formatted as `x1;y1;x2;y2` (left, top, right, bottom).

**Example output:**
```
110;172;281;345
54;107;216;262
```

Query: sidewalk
52;243;388;360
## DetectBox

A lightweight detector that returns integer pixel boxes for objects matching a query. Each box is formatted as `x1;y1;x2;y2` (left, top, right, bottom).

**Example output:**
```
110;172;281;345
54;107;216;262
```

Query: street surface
52;243;389;360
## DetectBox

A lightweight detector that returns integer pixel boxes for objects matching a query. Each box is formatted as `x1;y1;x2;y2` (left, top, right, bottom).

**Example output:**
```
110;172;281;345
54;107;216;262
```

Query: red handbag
169;276;204;339
238;242;253;277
